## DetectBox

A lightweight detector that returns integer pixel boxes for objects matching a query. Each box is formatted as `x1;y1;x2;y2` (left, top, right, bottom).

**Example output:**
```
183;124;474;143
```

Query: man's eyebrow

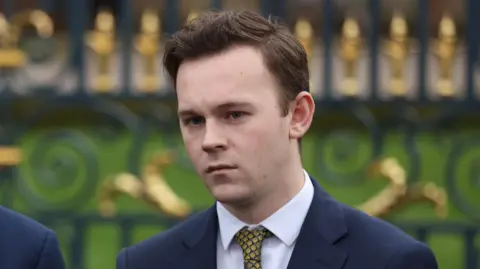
216;101;253;110
178;109;197;117
178;101;254;117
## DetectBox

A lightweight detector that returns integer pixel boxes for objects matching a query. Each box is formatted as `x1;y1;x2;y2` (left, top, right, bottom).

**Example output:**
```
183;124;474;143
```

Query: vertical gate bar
322;0;333;101
415;227;428;243
271;0;286;20
67;0;88;96
417;0;429;101
0;100;15;207
163;0;179;36
1;0;14;18
368;0;380;100
210;0;222;10
465;0;475;100
70;217;86;269
464;229;477;269
119;0;133;96
260;0;270;18
120;218;134;248
37;0;55;12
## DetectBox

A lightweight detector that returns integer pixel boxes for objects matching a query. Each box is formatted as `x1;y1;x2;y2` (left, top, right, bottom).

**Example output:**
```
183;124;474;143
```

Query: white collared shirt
216;170;314;269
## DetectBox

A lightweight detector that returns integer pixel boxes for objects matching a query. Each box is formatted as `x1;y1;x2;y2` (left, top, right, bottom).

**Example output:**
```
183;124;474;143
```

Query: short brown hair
163;10;309;116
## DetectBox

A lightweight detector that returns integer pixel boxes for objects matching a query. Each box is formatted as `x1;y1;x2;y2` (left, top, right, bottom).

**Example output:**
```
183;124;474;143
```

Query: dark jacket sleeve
386;242;438;269
116;247;128;269
35;229;66;269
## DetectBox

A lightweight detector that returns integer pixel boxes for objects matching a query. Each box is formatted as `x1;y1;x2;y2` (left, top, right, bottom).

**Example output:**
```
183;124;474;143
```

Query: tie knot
234;227;273;262
234;227;273;243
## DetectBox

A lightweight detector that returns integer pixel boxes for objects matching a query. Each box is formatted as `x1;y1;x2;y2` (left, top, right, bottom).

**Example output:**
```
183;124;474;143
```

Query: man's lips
205;164;237;174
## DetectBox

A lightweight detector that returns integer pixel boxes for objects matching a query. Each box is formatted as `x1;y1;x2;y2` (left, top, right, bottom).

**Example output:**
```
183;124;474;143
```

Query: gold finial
438;13;456;40
135;9;161;93
339;17;362;97
390;11;408;42
295;18;313;56
185;10;200;24
96;9;115;33
385;11;410;97
86;8;116;92
141;9;160;34
433;13;457;98
294;18;314;90
24;10;53;37
0;10;53;67
343;18;360;39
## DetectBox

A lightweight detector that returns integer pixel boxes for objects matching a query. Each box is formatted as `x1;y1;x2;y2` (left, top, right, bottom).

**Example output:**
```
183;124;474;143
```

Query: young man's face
176;45;306;206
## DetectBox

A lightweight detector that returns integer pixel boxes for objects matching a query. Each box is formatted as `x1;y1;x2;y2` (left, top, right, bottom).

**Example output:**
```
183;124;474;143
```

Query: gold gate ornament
295;18;314;91
432;13;457;98
338;17;362;97
357;157;448;219
0;10;53;67
384;12;410;97
98;150;192;218
134;9;161;93
0;147;21;166
86;8;116;93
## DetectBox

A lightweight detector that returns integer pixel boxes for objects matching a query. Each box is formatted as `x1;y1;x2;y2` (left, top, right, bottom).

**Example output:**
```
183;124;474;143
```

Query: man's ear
289;91;315;139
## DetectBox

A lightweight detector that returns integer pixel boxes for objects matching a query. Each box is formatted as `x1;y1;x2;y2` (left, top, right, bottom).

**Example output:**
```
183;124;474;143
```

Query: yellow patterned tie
234;227;273;269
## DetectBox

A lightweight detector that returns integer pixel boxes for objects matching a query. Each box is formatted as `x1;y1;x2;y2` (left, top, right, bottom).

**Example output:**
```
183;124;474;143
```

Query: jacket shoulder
339;204;436;266
0;206;52;240
0;206;65;269
341;204;420;245
117;208;213;266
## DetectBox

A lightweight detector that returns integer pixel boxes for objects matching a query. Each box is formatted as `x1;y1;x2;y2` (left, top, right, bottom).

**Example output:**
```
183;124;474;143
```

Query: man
0;206;65;269
116;10;438;269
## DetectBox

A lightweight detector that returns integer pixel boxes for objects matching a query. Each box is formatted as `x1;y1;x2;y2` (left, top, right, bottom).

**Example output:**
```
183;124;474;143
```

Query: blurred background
0;0;478;268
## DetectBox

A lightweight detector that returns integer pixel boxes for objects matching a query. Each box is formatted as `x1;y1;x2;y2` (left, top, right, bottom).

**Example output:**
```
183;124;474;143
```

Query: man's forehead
177;46;268;83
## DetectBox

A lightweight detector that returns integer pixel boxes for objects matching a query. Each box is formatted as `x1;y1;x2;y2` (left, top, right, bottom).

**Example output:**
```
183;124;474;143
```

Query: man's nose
201;122;227;152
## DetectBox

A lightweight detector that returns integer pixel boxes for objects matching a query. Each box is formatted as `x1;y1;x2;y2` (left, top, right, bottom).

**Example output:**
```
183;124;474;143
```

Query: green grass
3;114;479;269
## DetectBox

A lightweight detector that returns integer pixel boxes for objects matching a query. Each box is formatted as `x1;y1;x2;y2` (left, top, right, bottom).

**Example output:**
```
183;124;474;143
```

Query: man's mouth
205;164;237;174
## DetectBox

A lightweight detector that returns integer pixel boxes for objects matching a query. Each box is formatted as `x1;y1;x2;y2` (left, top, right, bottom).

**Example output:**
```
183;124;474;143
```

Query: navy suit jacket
0;206;65;269
116;176;438;269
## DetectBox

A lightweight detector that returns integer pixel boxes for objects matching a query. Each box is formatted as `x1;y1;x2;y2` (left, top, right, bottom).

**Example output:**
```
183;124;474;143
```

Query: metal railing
0;0;478;268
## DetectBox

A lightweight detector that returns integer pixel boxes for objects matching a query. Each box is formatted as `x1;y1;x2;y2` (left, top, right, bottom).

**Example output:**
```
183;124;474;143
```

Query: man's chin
210;186;248;204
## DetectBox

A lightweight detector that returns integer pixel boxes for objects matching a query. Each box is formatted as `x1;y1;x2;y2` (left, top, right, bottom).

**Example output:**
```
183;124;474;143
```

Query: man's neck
224;167;306;225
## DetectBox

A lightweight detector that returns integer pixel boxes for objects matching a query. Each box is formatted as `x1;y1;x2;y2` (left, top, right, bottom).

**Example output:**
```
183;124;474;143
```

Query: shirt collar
216;170;314;250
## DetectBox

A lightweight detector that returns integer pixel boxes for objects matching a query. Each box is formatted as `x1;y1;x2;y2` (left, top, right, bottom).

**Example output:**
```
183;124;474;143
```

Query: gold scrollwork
357;157;448;219
98;150;192;218
0;147;22;166
0;9;53;67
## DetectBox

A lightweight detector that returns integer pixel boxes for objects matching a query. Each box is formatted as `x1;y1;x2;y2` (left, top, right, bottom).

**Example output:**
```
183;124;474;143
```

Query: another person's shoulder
339;204;437;268
0;205;53;240
116;209;211;266
0;206;65;269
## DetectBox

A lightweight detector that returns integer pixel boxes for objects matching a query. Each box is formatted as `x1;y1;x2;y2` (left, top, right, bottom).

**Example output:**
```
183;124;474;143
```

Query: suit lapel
287;177;348;269
173;206;218;269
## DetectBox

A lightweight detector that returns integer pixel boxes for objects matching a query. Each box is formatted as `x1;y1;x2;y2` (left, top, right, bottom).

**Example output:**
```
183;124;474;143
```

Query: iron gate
0;0;478;268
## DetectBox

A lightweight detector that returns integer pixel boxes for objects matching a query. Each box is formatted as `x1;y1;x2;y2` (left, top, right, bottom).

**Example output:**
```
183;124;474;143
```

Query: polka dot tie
234;227;273;269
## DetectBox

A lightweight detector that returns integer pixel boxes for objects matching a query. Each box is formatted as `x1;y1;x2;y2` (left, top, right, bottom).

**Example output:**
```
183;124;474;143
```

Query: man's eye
185;116;204;125
228;111;244;119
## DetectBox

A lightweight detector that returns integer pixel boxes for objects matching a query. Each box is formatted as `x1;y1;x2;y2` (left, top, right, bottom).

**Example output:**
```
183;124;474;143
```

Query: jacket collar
179;175;349;269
